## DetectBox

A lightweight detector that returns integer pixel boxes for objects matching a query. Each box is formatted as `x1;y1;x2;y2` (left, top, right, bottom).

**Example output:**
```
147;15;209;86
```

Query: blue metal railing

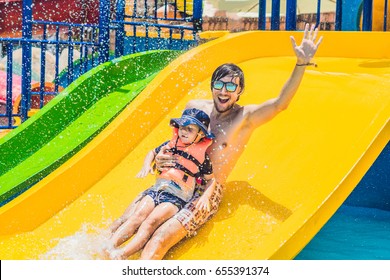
0;0;202;129
254;0;387;32
112;0;201;57
0;0;105;128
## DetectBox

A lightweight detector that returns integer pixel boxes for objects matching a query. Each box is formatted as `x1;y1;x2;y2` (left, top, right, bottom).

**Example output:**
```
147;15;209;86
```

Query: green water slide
0;50;180;204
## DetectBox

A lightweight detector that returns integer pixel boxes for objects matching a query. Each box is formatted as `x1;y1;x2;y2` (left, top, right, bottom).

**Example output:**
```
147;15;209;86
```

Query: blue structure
0;0;386;129
341;0;364;30
0;0;203;129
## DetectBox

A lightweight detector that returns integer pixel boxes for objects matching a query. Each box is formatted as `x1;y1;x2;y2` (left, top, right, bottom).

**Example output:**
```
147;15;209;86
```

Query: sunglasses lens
213;81;224;90
213;81;238;92
226;83;237;92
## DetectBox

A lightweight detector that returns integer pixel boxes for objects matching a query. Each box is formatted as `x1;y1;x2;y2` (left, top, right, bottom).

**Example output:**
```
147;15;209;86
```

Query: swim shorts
173;183;224;237
144;189;187;210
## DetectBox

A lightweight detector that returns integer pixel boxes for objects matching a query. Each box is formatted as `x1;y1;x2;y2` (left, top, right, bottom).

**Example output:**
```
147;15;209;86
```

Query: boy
106;108;215;259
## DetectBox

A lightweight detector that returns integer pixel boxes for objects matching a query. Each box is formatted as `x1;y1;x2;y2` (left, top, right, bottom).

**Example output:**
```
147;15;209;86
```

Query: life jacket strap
174;163;200;180
169;148;202;167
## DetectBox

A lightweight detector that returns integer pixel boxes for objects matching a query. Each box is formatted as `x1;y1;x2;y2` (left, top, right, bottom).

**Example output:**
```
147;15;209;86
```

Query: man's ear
236;87;244;102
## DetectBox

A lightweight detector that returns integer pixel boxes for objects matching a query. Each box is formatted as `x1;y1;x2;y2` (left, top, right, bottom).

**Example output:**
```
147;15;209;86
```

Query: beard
213;99;236;113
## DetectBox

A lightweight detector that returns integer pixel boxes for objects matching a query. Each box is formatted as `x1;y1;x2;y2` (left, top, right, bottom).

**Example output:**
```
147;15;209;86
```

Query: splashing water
40;223;112;260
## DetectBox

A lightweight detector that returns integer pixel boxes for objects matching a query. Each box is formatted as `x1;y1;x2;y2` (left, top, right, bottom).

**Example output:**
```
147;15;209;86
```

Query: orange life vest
158;127;213;191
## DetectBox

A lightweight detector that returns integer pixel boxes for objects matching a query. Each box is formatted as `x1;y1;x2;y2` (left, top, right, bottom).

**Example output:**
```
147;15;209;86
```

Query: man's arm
195;174;216;212
246;24;323;128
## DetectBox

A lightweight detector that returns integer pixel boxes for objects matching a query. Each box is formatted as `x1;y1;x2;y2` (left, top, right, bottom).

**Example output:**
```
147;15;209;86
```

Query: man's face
212;75;241;113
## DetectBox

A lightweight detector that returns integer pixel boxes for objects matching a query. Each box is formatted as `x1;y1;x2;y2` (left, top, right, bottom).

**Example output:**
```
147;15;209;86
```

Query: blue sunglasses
213;80;238;92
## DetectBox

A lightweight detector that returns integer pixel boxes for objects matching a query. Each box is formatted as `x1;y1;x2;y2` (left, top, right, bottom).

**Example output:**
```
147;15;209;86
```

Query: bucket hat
170;108;215;139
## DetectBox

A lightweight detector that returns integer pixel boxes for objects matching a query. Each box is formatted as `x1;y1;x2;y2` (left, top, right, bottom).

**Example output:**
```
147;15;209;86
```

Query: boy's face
212;75;241;113
178;124;203;144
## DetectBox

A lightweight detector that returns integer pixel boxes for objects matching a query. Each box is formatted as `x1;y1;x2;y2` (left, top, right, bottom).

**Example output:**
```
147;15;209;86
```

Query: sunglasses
213;80;238;92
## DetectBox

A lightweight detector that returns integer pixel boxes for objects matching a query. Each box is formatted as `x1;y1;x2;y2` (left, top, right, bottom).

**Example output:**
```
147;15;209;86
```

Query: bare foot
109;248;126;260
100;241;115;259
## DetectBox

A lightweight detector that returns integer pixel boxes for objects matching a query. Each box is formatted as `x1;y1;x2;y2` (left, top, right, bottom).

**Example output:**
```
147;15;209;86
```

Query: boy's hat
170;108;215;139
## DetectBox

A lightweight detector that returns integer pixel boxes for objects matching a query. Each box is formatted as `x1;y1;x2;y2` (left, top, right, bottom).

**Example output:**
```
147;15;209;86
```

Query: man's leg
140;217;187;260
140;183;224;260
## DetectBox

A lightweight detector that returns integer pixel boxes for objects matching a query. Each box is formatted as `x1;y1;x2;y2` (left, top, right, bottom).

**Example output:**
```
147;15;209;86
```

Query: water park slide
0;50;179;204
0;31;389;260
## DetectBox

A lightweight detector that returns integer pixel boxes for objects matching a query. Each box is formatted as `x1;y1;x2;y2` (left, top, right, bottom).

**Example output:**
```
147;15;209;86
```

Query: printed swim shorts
173;183;224;237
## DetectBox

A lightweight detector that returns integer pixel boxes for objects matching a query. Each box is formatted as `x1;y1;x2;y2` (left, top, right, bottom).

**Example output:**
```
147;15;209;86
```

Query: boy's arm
245;24;323;128
136;150;157;178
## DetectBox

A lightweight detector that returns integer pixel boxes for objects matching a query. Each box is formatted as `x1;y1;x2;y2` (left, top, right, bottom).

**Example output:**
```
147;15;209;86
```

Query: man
139;24;323;259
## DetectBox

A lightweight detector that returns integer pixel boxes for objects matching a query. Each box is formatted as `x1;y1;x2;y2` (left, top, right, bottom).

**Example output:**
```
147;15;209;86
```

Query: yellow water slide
0;31;389;259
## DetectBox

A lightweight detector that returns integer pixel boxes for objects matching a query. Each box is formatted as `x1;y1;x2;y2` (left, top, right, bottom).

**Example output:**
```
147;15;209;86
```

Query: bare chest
208;117;251;160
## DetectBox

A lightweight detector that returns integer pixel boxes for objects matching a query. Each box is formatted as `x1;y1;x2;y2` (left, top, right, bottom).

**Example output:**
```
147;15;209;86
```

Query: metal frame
0;0;202;129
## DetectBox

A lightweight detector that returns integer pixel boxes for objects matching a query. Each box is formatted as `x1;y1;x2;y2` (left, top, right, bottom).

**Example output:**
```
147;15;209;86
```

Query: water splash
40;222;112;260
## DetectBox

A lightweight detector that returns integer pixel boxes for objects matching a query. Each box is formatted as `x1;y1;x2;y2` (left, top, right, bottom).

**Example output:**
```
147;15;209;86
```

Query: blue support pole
21;0;33;122
285;0;297;30
316;0;321;27
115;0;126;58
6;44;13;127
193;0;203;32
362;0;373;31
258;0;266;30
98;0;111;64
39;25;47;108
335;0;343;30
384;0;388;31
67;27;74;85
54;26;60;92
271;0;280;30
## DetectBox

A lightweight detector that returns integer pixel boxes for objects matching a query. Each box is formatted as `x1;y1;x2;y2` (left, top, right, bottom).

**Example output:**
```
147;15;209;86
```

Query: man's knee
139;217;161;234
141;220;186;258
149;231;166;250
140;231;167;260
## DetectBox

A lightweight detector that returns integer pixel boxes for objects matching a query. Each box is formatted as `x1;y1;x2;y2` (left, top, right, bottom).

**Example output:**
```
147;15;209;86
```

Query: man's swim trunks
173;183;224;237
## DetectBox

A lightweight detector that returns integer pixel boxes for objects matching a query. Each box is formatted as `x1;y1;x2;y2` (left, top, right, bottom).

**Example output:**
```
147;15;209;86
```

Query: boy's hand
136;166;152;178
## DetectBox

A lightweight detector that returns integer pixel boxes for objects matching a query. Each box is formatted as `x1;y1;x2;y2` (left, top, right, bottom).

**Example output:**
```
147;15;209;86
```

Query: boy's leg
109;195;156;248
110;202;179;260
108;193;144;233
